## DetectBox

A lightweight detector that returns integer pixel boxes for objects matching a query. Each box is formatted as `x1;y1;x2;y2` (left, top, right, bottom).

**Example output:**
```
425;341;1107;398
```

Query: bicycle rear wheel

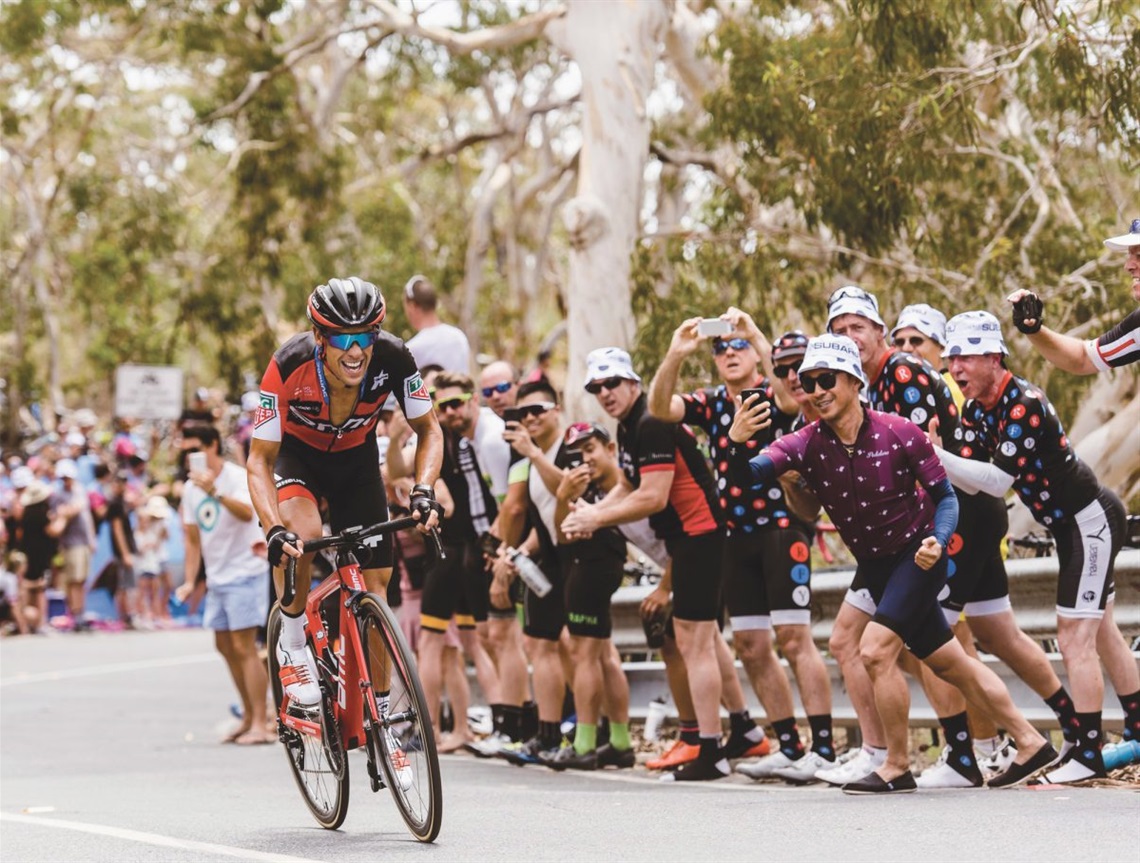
267;604;350;830
358;594;442;842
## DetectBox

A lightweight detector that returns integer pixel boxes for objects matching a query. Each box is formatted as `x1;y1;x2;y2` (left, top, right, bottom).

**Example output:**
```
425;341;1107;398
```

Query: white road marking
0;653;218;688
0;813;329;863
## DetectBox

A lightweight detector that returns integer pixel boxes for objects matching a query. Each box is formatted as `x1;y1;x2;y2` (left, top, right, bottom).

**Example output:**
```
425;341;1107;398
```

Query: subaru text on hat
1104;218;1140;250
943;311;1010;357
799;335;869;389
891;304;948;346
826;285;886;332
583;347;641;388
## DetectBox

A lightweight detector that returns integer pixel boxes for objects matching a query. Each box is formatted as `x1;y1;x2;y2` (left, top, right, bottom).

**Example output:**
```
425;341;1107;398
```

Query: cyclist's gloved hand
409;484;444;523
266;524;299;568
1012;291;1044;334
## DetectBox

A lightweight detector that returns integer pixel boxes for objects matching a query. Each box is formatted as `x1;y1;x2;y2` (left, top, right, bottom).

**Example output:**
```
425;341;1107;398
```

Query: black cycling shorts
563;551;625;639
941;490;1010;622
523;553;564;642
857;535;953;660
275;436;392;569
1054;487;1125;619
723;525;814;630
666;531;724;622
420;538;486;632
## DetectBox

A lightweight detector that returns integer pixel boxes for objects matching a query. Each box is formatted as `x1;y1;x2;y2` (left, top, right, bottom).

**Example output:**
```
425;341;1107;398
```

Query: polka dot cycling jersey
679;380;798;533
960;371;1100;528
867;349;965;456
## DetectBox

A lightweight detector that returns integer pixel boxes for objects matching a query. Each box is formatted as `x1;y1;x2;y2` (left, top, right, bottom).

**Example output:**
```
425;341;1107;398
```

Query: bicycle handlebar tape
266;525;299;568
1012;292;1044;335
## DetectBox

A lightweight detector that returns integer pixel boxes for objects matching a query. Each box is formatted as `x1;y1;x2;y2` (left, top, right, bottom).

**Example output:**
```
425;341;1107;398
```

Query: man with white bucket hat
728;335;1058;793
930;311;1140;783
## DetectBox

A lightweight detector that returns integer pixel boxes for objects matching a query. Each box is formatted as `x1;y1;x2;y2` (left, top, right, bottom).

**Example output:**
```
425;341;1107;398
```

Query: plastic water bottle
508;549;552;597
1102;739;1140;770
644;698;668;742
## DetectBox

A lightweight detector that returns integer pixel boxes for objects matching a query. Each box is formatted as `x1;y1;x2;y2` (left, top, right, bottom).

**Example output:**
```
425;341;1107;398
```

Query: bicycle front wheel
267;604;350;830
358;594;442;843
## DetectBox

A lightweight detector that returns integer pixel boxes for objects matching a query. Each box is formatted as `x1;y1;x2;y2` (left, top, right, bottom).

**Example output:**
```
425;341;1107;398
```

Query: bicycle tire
357;594;442;842
267;604;350;830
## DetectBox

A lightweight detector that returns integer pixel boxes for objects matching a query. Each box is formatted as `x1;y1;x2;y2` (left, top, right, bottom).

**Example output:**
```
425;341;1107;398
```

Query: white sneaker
817;749;877;786
1045;757;1103;784
771;751;834;784
276;642;320;707
736;750;799;779
465;731;511;758
385;728;414;791
977;735;1017;779
916;747;983;788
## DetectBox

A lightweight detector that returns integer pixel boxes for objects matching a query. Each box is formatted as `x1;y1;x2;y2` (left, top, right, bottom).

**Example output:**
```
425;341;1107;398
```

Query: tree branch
365;0;566;55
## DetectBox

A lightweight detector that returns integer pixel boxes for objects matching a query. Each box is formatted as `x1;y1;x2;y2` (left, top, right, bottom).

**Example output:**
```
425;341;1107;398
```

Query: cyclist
890;303;964;408
931;311;1140;782
247;277;443;709
649;313;828;781
1007;219;1140;373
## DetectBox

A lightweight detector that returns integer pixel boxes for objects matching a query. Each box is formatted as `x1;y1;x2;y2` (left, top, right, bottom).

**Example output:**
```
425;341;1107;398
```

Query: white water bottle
508;548;552;597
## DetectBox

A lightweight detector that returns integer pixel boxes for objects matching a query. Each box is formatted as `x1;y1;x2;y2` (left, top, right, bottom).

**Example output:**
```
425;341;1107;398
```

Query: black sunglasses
800;371;839;394
894;335;927;349
712;337;751;355
585;376;626;395
515;401;555;419
773;361;803;379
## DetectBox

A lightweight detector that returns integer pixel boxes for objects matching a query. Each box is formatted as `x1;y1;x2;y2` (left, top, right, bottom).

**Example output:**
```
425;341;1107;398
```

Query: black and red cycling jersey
866;348;963;453
1089;307;1140;371
618;393;722;541
252;331;432;452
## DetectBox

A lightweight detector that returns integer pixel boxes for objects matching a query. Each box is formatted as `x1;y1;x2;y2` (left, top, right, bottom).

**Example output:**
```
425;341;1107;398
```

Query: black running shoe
540;744;598;771
988;742;1060;788
597;743;635;769
660;754;730;782
841;770;918;795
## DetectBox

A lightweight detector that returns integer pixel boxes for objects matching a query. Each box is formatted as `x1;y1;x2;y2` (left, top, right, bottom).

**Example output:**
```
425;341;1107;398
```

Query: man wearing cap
930;311;1140;783
403;274;472;374
649;314;833;781
535;420;636;770
728;335;1059;793
823;285;965;783
51;459;96;622
891;304;965;408
564;347;743;782
1008;219;1140;373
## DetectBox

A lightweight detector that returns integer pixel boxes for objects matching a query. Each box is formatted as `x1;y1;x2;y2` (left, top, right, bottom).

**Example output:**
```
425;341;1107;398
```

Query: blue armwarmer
725;446;777;493
928;477;959;548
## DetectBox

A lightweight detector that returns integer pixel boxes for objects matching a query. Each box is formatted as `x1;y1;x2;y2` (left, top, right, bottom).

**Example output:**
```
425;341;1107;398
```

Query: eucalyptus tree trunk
548;0;671;419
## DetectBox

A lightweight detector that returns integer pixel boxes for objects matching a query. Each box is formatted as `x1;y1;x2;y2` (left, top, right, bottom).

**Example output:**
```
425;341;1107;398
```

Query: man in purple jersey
1007;218;1140;373
727;335;1058;794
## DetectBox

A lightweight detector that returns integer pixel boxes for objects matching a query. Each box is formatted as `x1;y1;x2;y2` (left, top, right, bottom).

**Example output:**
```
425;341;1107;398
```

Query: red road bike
267;516;442;841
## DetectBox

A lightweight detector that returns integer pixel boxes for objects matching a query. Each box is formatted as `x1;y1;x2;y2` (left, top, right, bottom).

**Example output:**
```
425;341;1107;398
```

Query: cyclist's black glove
266;524;299;568
409;484;444;523
1012;292;1044;334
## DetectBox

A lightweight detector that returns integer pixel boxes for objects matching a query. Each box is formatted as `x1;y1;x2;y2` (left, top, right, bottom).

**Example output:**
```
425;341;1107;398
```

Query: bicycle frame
277;552;376;752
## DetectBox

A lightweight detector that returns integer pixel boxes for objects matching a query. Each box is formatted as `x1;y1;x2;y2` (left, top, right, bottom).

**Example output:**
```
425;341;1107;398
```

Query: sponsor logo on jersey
287;405;381;436
405;372;430;401
291;400;323;415
253;393;277;428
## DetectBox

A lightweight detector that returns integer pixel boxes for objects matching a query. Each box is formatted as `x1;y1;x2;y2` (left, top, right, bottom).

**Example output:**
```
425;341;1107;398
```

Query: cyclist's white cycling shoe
386;728;415;792
276;642;320;707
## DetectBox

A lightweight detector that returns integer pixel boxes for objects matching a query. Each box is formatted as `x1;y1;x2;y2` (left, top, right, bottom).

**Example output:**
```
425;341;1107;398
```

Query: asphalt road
2;629;1138;863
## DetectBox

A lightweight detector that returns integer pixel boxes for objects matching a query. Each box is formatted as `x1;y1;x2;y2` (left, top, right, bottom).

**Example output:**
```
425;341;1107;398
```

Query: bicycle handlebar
281;516;444;606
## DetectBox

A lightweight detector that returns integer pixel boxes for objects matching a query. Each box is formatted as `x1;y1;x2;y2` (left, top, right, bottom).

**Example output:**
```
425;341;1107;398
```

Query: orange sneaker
647;740;700;770
725;735;771;760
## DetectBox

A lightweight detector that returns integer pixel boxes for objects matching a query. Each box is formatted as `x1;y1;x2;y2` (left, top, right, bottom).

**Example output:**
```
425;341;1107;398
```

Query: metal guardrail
612;549;1140;729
